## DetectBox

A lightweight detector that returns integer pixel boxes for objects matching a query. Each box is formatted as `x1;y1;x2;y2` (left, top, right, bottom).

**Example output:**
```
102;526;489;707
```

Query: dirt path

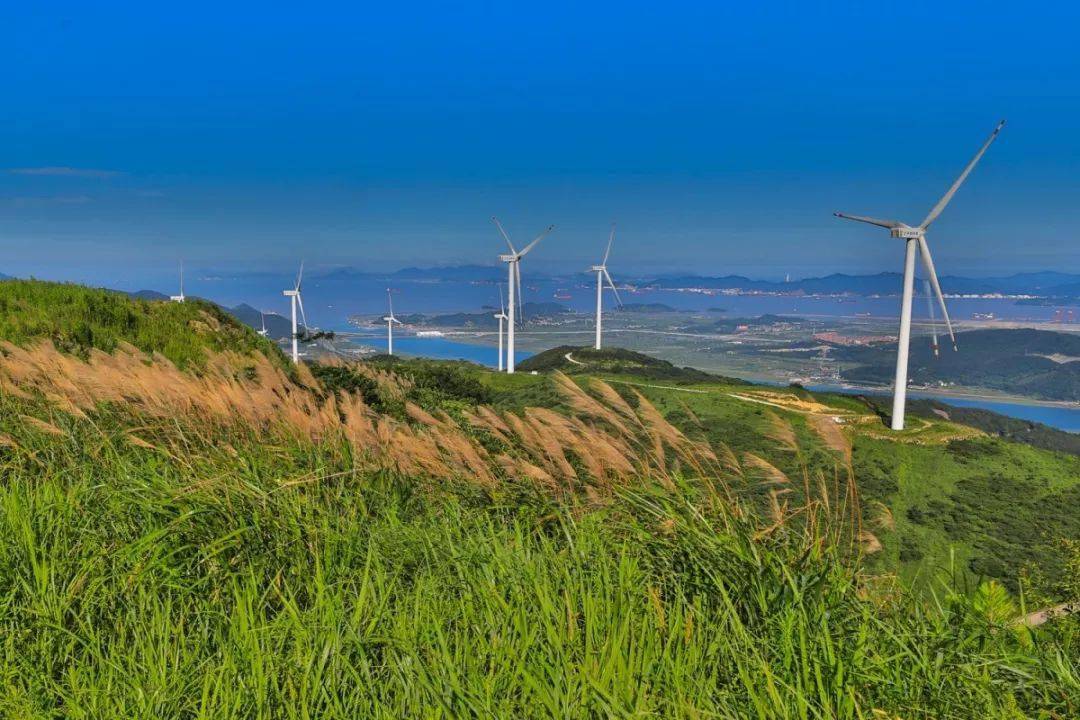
1020;601;1080;627
603;379;710;394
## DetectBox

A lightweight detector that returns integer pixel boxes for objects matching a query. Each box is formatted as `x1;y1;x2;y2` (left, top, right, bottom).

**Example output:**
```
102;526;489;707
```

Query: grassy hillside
0;279;289;372
836;328;1080;401
519;345;730;383
488;364;1080;593
1;281;1078;717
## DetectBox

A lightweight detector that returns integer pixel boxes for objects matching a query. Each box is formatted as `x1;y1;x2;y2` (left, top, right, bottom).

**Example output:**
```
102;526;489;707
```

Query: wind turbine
590;223;623;350
257;310;269;337
169;262;185;303
834;120;1004;430
493;283;509;372
282;262;308;364
492;217;554;373
383;288;402;355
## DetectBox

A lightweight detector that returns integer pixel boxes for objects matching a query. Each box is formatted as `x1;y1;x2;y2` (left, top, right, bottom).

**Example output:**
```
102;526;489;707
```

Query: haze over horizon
4;2;1078;287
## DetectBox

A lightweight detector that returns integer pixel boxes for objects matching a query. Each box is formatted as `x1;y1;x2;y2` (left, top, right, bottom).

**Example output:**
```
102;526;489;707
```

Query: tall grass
0;400;1077;718
0;279;286;372
1;282;1077;717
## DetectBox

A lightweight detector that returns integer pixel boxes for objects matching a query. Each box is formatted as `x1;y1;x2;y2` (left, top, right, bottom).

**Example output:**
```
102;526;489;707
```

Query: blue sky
3;1;1078;287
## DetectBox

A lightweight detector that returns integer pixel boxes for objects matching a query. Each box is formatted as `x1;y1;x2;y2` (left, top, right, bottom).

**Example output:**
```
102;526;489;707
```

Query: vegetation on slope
836;328;1080;401
1;394;1077;717
905;397;1080;456
0;279;288;373
518;345;734;383
2;282;1079;716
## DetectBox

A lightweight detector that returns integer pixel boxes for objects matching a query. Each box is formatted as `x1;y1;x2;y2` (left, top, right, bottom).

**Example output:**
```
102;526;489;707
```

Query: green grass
0;279;288;373
578;372;1080;594
1;397;1077;718
2;283;1079;716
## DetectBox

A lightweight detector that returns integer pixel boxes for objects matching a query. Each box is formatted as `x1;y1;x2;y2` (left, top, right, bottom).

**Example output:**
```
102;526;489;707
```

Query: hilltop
1;280;1077;717
518;345;726;382
0;279;289;373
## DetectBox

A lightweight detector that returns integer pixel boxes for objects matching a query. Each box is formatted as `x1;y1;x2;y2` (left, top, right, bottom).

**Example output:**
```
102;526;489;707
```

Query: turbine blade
602;223;615;265
833;212;902;230
923;278;940;356
517;225;554;258
920;120;1005;230
498;282;505;316
604;268;623;307
917;237;956;350
295;260;305;291
491;216;517;254
387;287;394;318
296;293;309;333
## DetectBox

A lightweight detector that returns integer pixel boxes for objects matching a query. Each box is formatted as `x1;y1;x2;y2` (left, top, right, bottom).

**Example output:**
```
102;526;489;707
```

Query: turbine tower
169;262;185;303
493;283;508;372
282;261;308;364
258;310;269;337
383;288;402;355
590;223;623;350
834;120;1004;430
492;217;554;373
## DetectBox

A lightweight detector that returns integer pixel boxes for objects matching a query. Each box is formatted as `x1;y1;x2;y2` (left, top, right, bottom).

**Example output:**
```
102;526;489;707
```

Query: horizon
3;3;1079;284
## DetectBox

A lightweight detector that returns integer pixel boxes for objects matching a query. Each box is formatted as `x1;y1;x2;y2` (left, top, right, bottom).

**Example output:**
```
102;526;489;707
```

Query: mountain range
338;268;1080;297
642;271;1080;296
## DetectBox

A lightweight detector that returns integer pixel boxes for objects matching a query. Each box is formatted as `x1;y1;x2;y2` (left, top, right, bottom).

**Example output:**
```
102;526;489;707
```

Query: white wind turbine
492;217;554;373
282;261;308;364
493;283;509;372
257;310;269;337
590;223;623;350
383;288;402;355
834;120;1005;430
169;261;185;303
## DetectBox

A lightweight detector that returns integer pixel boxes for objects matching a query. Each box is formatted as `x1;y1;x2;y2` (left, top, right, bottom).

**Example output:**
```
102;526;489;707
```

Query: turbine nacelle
891;226;924;240
283;289;299;297
589;264;606;272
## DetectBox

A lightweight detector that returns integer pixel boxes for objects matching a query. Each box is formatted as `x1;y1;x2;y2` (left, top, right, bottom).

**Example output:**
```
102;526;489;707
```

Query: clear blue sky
3;1;1078;286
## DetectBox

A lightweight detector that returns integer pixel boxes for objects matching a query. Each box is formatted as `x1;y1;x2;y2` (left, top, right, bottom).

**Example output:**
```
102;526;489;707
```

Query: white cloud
8;167;122;179
9;195;92;207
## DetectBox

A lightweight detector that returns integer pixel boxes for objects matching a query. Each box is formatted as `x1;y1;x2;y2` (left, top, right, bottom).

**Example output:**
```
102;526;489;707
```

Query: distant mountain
361;301;572;330
836;328;1080;402
227;303;295;339
644;271;1080;297
129;289;171;301
1045;281;1080;297
0;272;12;281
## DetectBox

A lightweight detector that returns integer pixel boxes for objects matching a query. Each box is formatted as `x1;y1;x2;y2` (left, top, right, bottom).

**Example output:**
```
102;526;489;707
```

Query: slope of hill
226;302;294;339
834;328;1080;401
518;345;725;382
0;279;288;372
1;281;1077;717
